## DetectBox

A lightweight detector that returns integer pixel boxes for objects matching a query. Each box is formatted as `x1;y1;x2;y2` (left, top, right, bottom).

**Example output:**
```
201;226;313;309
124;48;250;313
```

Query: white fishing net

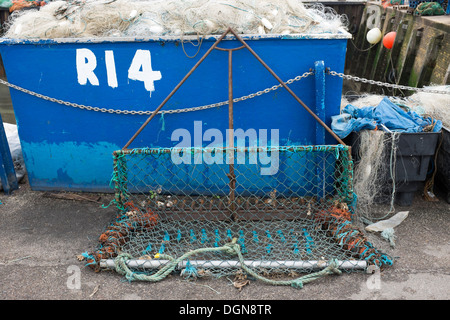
340;88;449;224
405;86;450;129
2;0;349;39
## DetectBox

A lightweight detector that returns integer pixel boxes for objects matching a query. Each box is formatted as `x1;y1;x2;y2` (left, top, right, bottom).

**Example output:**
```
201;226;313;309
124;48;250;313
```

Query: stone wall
344;2;450;95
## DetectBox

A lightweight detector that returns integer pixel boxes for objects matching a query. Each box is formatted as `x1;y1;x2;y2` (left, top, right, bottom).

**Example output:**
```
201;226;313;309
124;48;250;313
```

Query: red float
383;31;396;49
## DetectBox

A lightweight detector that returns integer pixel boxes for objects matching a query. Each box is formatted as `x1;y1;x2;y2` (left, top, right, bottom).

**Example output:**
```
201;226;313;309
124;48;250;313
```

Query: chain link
0;71;313;115
1;69;447;116
327;70;450;95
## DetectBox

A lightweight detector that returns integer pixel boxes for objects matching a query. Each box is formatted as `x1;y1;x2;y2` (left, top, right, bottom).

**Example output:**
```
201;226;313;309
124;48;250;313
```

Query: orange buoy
383;31;396;49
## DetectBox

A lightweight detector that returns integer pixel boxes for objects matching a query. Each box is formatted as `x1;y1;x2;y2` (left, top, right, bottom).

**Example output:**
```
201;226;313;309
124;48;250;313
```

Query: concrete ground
0;178;449;303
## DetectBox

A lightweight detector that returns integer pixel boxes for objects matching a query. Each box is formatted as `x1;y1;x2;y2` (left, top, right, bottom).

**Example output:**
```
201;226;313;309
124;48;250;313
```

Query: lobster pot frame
83;145;393;285
81;29;392;286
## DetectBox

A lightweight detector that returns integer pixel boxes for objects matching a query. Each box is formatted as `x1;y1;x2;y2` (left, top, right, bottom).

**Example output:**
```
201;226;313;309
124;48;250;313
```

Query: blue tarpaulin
332;97;443;138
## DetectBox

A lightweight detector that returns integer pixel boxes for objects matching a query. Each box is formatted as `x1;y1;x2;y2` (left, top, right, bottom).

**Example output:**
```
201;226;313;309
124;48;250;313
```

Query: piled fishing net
340;89;449;225
347;129;401;224
3;0;349;39
81;145;393;287
405;85;450;128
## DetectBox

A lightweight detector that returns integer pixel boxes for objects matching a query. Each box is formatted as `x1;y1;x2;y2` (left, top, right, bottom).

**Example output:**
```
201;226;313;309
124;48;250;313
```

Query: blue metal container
0;32;350;192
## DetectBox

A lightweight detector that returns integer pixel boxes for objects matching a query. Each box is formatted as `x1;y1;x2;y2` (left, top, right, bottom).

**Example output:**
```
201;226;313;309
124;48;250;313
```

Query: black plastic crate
436;127;450;203
346;130;441;206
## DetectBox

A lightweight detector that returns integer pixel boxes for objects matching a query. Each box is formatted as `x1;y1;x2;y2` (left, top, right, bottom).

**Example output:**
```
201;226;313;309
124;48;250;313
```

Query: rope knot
381;227;396;248
223;238;241;256
291;279;304;289
327;259;343;275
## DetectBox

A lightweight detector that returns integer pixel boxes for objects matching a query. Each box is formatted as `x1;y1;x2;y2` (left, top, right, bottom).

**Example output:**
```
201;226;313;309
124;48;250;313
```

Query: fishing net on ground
80;145;393;287
3;0;349;39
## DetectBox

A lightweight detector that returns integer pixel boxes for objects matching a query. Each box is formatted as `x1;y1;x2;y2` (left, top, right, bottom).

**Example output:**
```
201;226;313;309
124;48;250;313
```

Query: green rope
381;227;396;248
113;238;342;288
114;240;237;282
233;246;342;289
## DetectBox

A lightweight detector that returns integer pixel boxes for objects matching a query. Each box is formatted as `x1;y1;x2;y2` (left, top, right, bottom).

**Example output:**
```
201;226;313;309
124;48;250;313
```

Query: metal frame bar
114;145;350;155
100;259;367;270
214;44;246;219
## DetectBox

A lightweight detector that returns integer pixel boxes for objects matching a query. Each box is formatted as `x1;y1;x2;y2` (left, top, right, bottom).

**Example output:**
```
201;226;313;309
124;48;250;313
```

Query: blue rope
142;243;152;255
214;229;220;247
277;230;286;243
81;252;97;267
238;230;247;253
201;229;208;244
252;231;259;243
302;228;314;255
190;229;197;243
181;259;198;280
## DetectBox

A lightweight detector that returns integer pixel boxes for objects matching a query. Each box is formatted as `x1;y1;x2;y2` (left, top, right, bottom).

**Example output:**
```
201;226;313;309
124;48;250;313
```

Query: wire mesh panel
82;145;393;287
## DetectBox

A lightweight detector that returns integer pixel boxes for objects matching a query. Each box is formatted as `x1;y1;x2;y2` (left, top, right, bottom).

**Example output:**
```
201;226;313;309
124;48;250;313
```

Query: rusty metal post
214;44;245;221
227;48;237;219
